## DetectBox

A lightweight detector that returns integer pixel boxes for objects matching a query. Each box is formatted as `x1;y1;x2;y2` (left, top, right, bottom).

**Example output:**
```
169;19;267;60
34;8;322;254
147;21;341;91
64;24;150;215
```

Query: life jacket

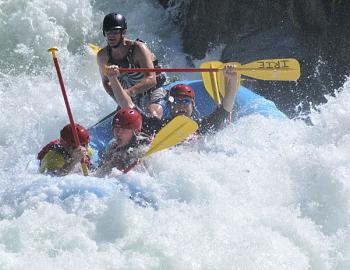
37;140;65;161
107;39;166;92
197;106;231;135
37;139;92;169
101;132;152;173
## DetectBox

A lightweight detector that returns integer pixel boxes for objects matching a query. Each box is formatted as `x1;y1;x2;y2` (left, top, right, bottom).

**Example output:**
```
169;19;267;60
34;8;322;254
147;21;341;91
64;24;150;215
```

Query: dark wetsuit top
156;104;231;135
197;106;231;135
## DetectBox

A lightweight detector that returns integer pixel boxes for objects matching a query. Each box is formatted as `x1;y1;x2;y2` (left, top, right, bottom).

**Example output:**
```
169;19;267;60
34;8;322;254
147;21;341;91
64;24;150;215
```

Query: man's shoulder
133;40;152;56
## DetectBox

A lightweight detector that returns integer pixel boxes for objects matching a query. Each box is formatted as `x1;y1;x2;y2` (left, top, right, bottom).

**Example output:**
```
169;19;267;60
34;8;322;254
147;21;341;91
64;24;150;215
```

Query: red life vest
37;139;60;161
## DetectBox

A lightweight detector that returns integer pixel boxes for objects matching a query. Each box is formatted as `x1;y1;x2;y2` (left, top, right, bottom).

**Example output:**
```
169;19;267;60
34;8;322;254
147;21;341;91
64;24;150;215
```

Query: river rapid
1;0;350;269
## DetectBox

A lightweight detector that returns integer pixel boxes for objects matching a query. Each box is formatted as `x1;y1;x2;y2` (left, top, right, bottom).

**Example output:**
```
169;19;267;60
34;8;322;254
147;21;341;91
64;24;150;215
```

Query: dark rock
159;0;350;117
158;0;170;8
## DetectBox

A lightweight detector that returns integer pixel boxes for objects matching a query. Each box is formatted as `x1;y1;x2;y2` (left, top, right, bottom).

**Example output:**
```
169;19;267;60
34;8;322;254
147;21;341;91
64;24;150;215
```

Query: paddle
48;47;89;176
200;61;224;104
87;44;300;81
88;43;101;55
201;61;243;104
199;61;224;105
226;59;300;81
122;115;198;173
144;115;198;157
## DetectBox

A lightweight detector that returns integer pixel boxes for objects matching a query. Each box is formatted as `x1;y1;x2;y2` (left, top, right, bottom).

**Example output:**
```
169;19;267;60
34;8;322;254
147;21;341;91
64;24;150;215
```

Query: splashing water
1;0;350;269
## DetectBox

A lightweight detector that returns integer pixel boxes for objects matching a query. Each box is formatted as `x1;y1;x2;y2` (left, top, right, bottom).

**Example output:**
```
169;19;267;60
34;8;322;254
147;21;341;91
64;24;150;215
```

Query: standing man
97;12;166;119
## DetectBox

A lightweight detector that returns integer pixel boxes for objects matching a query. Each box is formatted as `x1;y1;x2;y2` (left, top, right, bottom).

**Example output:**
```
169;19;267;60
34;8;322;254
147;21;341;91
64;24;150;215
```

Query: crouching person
93;108;153;177
37;124;92;176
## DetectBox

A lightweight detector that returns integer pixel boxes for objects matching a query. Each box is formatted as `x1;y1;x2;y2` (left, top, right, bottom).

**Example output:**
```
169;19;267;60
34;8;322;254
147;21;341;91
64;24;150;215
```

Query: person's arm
92;141;126;177
105;65;135;108
198;65;239;135
58;146;87;175
39;146;86;176
222;64;240;112
124;42;157;96
92;146;115;177
97;49;117;101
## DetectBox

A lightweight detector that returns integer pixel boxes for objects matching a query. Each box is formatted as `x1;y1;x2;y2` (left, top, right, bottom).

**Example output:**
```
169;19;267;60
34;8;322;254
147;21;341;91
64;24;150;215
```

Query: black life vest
107;39;166;91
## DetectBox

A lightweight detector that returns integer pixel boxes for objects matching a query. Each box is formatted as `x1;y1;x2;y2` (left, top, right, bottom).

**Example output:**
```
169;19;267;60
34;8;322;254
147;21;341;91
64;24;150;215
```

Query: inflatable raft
88;79;286;162
24;80;286;209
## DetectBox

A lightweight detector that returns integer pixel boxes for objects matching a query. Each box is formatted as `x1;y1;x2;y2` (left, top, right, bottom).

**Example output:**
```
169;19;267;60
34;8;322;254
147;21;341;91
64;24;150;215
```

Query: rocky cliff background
159;0;350;117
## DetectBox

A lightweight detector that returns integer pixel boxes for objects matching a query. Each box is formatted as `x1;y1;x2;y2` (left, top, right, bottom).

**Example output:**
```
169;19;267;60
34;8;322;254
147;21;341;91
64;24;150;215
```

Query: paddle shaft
114;60;295;73
48;48;89;176
90;43;299;80
48;49;81;147
118;67;219;72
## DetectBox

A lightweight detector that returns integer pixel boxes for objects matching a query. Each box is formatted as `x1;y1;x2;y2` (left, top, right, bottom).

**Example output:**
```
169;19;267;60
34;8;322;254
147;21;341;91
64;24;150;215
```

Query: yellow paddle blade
200;61;224;105
231;58;300;81
144;115;198;158
88;43;101;55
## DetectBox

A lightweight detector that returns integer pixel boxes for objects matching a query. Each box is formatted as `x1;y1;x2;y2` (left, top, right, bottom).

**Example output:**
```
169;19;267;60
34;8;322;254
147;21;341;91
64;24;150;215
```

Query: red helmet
112;108;142;131
60;123;90;147
170;84;195;99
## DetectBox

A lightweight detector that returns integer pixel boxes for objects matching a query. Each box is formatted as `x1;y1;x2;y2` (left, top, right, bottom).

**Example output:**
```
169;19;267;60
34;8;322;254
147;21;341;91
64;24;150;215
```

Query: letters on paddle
257;59;292;69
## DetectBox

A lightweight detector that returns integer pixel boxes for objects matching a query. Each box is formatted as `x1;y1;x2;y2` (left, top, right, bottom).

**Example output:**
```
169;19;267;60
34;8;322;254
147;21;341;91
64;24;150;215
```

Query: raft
88;80;286;165
27;80;286;209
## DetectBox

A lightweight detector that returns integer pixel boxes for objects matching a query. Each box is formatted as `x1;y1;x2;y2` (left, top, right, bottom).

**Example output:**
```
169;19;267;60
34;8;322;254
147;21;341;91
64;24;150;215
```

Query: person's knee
148;104;163;119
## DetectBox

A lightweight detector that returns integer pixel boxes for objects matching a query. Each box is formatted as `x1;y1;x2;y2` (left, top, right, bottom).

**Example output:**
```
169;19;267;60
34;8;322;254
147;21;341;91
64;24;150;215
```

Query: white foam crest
1;0;350;268
0;0;100;74
3;82;350;268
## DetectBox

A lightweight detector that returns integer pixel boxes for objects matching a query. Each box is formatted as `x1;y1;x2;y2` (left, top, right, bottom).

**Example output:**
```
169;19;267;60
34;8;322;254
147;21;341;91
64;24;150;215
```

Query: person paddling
37;124;92;176
163;64;239;135
97;12;166;119
93;108;154;176
105;62;239;135
94;63;238;176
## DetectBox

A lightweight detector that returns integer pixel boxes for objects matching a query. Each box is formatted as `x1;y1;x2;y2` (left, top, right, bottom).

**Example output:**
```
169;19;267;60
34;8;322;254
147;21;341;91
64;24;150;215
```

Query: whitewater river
1;0;350;269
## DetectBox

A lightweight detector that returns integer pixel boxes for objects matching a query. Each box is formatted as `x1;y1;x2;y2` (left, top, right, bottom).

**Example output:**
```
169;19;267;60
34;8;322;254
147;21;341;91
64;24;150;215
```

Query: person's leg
148;103;163;119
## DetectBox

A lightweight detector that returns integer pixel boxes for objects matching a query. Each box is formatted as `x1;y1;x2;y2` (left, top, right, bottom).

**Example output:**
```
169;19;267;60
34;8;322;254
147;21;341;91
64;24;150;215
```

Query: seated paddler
37;124;92;176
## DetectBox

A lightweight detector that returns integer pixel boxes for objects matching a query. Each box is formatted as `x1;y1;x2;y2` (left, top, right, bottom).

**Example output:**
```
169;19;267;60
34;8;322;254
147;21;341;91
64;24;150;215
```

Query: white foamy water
1;0;350;269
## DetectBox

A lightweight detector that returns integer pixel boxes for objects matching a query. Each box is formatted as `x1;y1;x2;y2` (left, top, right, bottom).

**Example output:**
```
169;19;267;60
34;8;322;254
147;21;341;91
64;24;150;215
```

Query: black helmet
103;12;127;35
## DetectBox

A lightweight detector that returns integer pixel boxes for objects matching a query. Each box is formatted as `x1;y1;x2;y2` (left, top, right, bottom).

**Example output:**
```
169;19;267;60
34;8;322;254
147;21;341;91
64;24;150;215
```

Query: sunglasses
173;98;193;105
105;29;122;35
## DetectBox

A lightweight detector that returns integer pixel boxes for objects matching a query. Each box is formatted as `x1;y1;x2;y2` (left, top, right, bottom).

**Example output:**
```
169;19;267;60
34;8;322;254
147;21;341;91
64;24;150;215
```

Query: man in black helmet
97;12;167;119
